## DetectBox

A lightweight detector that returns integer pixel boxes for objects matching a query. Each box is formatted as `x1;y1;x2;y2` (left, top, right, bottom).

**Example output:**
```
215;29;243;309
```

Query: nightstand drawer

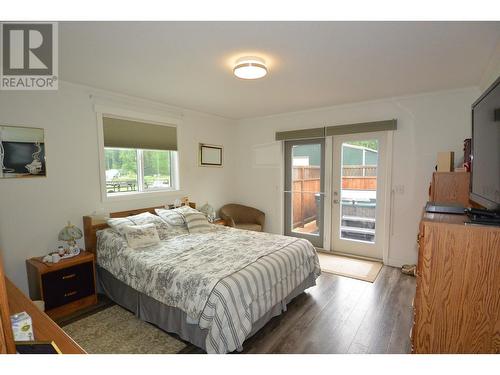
41;262;95;310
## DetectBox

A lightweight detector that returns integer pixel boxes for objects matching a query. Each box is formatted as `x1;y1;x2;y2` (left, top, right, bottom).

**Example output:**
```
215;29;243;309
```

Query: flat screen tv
470;76;500;210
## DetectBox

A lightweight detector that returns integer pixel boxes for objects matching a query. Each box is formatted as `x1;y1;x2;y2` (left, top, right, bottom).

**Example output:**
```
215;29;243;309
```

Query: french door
284;139;325;248
330;132;388;259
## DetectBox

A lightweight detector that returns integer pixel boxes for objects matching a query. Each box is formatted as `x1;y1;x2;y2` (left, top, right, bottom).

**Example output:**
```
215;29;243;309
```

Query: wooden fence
291;165;377;228
342;176;377;190
292;166;320;228
342;165;377;191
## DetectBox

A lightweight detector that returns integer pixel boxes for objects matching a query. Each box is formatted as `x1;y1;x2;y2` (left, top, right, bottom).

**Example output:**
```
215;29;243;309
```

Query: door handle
333;191;340;204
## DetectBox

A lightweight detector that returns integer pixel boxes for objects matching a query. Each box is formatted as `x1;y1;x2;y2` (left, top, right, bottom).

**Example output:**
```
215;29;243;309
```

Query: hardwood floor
60;265;416;354
183;265;416;354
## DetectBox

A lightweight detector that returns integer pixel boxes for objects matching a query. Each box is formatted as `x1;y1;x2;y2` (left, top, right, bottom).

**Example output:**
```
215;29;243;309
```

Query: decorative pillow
107;217;135;235
126;212;170;240
107;212;170;240
183;211;211;233
123;223;160;248
155;208;186;226
155;206;199;225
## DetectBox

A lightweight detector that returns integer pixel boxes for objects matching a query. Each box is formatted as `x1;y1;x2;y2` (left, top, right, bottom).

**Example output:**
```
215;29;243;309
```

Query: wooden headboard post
82;216;108;254
83;202;196;254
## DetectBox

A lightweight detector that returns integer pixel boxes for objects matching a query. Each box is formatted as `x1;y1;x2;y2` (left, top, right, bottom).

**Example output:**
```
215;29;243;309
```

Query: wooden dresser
412;212;500;353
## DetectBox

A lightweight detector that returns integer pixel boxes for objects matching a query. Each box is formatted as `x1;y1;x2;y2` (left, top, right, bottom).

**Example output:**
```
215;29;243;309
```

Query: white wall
233;87;480;267
479;38;500;92
0;82;237;293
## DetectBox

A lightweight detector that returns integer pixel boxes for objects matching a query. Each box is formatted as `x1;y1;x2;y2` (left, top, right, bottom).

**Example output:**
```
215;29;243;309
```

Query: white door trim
382;130;394;265
322;136;333;251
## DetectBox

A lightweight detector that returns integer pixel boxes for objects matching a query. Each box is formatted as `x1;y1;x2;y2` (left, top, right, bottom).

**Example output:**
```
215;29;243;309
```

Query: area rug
62;305;187;354
317;252;383;283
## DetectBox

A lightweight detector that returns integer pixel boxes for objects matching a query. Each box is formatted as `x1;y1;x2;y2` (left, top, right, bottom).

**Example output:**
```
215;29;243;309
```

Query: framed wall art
0;125;46;179
199;143;223;167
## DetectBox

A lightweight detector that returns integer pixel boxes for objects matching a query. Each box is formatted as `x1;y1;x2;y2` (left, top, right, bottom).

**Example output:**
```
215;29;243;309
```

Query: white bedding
96;224;320;353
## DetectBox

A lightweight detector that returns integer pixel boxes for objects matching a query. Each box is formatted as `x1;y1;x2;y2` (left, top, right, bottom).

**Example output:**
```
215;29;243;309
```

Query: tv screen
471;76;500;210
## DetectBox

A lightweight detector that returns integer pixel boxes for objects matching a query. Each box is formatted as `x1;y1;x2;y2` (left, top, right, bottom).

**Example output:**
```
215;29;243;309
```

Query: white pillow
107;217;134;235
127;212;170;239
107;212;170;240
183;211;211;233
155;208;185;226
155;206;199;226
123;223;160;248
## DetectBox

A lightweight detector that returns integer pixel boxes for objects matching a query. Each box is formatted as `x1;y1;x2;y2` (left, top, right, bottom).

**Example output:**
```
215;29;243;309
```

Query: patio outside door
284;139;325;248
331;132;388;259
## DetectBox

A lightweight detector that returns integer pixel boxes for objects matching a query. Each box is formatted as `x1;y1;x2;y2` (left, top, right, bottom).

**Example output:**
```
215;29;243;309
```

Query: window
104;148;178;195
142;149;175;191
100;115;179;198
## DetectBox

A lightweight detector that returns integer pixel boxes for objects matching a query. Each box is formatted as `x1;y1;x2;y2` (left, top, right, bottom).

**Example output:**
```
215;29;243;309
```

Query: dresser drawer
42;262;95;310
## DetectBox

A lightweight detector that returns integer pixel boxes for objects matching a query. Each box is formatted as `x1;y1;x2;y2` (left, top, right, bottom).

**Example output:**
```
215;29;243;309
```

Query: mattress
96;224;320;353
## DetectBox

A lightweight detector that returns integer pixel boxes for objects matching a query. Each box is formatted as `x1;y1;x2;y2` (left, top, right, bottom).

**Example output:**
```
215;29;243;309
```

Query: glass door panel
331;132;387;259
340;139;378;243
284;139;325;248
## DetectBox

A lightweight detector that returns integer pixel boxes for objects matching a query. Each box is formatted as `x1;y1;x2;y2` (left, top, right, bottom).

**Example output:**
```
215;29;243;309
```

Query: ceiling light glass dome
233;56;268;80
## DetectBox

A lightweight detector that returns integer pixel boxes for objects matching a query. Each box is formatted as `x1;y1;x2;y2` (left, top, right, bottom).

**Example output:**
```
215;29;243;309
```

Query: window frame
95;105;182;202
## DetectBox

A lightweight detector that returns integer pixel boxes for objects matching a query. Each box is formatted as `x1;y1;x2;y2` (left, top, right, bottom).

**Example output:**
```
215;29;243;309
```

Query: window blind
275;120;397;141
103;117;177;151
325;119;397;136
275;127;325;141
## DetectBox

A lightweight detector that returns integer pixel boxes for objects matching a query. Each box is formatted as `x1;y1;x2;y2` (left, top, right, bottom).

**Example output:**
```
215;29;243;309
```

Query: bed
83;205;320;354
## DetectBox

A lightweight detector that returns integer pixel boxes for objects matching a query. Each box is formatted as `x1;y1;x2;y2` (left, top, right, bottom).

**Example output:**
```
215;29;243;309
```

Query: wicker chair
219;204;265;232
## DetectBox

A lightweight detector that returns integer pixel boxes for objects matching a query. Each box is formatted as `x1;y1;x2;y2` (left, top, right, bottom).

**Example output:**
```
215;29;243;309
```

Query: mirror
0;125;46;178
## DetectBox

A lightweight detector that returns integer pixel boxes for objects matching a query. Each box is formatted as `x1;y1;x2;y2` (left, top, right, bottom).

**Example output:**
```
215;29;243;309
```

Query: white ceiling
60;22;500;119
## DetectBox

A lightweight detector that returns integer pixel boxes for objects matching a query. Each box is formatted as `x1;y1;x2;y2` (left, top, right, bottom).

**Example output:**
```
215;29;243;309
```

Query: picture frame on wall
0;125;47;179
199;143;223;167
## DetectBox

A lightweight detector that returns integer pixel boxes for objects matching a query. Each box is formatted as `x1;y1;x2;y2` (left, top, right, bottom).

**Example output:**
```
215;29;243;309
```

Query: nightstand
26;251;97;320
213;218;228;226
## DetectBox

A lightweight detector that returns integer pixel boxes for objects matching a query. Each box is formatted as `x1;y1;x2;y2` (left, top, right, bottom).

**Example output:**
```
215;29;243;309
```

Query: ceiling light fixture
233;56;268;80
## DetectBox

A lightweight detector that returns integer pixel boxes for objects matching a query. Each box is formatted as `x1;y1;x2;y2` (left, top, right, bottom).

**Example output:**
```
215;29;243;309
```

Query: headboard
83;202;196;254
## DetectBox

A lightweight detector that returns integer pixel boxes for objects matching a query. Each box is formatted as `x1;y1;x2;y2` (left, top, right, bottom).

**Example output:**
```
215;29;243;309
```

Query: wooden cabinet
412;213;500;353
26;251;97;320
429;172;470;206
